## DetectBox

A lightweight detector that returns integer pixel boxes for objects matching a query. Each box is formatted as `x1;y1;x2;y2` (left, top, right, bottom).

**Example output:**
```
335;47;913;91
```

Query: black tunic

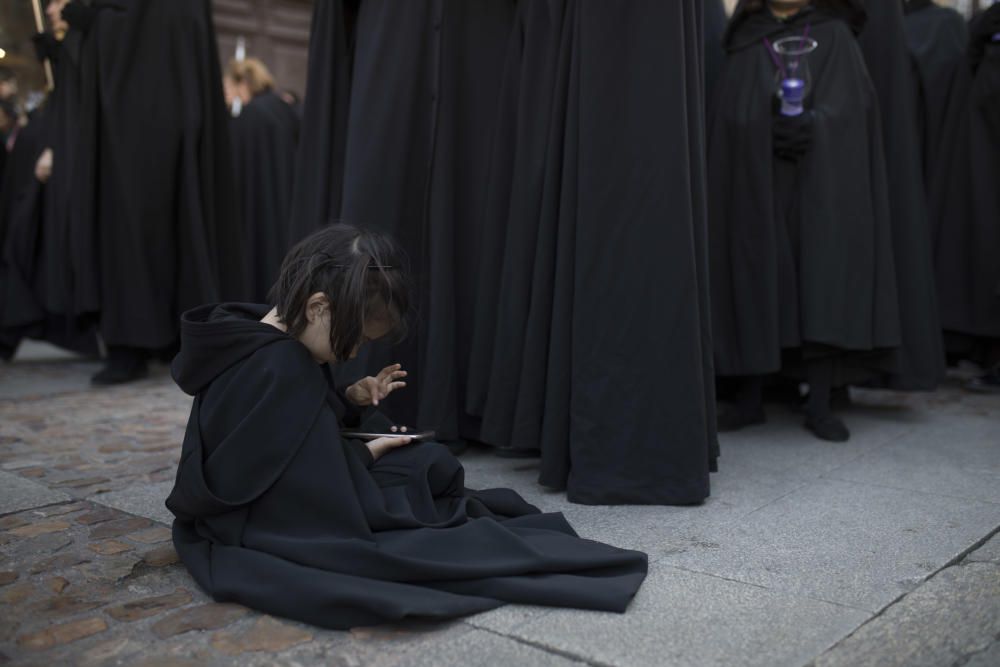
230;91;299;300
71;0;244;350
858;0;945;389
165;303;647;630
930;6;1000;347
709;8;901;378
903;0;969;188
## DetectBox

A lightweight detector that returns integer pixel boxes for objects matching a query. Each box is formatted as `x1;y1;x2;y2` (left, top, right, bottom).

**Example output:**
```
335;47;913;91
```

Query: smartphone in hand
340;429;436;442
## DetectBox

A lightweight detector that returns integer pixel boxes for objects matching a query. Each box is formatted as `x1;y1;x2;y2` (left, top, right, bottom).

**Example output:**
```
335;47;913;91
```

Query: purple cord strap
763;23;812;77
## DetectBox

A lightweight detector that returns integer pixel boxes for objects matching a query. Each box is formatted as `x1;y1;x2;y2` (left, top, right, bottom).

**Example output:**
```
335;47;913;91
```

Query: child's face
300;293;395;363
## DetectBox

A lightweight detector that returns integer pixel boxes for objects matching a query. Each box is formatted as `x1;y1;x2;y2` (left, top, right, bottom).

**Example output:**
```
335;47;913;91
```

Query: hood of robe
171;303;291;395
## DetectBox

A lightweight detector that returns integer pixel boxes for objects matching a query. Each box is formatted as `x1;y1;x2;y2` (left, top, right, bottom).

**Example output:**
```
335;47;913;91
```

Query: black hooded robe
165;303;647;630
230;90;299;300
929;6;1000;360
709;7;901;382
71;0;244;352
903;0;969;188
858;0;945;389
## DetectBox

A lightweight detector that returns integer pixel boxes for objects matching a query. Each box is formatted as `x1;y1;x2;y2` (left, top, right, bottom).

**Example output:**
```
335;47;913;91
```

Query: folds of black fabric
289;0;514;441
709;9;901;381
858;0;945;390
70;0;244;350
165;304;647;630
0;38;97;358
230;91;299;301
903;0;969;189
929;6;1000;350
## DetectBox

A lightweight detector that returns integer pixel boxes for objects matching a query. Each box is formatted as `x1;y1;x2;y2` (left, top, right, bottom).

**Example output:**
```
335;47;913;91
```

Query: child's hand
366;434;413;461
346;364;408;407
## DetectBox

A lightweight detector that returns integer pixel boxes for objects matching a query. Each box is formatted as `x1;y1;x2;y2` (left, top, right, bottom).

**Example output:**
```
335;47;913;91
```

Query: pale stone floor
1;341;998;666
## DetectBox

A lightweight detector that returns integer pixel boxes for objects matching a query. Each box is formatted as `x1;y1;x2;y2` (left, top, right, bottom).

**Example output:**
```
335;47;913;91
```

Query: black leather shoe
804;413;850;442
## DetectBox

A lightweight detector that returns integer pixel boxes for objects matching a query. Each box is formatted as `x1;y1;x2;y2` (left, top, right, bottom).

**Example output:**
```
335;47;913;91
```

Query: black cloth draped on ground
291;0;718;505
928;5;1000;360
857;0;945;390
289;0;514;441
230;91;299;300
70;0;244;351
903;0;969;189
709;6;901;381
165;303;647;630
0;34;97;359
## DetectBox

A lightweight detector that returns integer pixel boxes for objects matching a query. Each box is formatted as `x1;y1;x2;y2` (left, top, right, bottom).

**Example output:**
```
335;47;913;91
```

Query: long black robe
0;34;98;358
465;0;717;505
930;6;1000;350
71;0;244;350
230;91;299;300
165;303;647;630
289;0;514;440
858;0;945;389
903;0;969;188
709;8;901;379
705;0;729;113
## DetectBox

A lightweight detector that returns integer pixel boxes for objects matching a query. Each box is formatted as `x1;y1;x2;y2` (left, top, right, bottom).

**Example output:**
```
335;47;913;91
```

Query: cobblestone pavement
1;345;999;666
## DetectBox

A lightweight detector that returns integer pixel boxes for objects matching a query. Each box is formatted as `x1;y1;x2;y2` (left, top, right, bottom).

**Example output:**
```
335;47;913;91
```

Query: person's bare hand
345;364;408;407
35;148;53;183
365;434;413;461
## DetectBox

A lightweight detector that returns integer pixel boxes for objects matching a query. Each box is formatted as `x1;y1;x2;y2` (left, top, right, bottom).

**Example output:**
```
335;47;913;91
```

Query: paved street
1;342;998;666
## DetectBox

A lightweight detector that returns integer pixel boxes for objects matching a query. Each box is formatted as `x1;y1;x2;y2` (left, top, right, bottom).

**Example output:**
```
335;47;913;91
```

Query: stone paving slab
0;471;72;516
822;414;1000;504
482;564;870;667
813;560;1000;667
967;532;1000;564
93;483;176;526
657;477;1000;612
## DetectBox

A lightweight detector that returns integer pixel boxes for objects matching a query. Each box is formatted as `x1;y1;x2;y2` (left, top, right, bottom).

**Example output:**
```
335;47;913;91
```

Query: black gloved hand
773;110;815;162
30;32;59;62
62;1;99;34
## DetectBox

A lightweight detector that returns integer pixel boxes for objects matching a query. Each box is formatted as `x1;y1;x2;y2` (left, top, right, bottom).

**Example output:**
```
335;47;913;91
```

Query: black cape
858;0;945;389
165;303;647;630
930;6;1000;346
71;0;244;350
289;0;514;440
903;0;969;188
230;91;299;300
709;8;901;378
0;35;98;358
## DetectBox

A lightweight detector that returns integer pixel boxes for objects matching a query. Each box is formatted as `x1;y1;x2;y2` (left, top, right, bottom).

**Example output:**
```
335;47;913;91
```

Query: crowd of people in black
0;0;998;507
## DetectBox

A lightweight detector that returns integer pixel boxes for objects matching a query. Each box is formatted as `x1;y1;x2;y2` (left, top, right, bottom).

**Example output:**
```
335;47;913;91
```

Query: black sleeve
343;438;375;468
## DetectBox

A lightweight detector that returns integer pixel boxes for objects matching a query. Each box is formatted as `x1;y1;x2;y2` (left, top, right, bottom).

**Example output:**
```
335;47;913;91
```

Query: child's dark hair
269;224;410;361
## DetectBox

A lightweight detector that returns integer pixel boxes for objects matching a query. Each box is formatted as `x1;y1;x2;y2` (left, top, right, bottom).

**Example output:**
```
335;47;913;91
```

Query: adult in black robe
465;0;717;504
857;0;945;390
165;303;647;630
0;19;98;360
709;1;902;440
289;1;514;443
903;0;969;188
929;4;1000;390
71;0;244;383
228;84;299;300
